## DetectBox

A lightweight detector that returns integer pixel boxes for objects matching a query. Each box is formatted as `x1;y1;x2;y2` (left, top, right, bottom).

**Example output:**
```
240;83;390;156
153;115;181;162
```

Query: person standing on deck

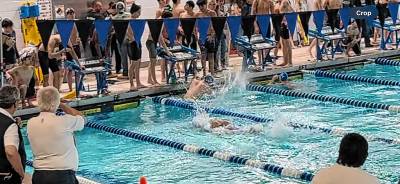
28;86;86;184
349;0;374;48
181;0;198;50
111;1;133;82
2;19;20;85
0;86;26;184
277;0;293;67
173;0;185;17
251;0;274;66
146;0;172;85
323;0;343;33
308;0;324;60
195;0;218;76
312;133;379;184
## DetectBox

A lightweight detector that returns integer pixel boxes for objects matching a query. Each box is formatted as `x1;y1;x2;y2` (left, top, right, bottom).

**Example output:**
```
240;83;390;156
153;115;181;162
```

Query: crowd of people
1;0;397;109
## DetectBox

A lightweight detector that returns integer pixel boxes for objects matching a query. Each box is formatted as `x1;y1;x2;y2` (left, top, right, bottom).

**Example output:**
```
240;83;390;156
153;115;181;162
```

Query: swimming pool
23;63;400;183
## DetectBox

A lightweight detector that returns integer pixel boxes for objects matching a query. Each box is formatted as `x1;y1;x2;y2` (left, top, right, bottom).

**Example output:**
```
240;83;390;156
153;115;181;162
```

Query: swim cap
204;75;214;85
116;2;125;13
279;72;288;81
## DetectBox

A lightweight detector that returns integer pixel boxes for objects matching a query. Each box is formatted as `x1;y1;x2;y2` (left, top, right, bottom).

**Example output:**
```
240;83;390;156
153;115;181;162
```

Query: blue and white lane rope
246;84;400;113
152;97;400;145
26;161;101;184
85;121;315;182
303;70;400;87
374;57;400;66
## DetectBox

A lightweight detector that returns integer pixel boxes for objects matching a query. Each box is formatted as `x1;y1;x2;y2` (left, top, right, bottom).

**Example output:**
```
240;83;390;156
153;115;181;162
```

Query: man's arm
4;125;24;179
5;146;24;179
251;0;258;15
59;103;83;116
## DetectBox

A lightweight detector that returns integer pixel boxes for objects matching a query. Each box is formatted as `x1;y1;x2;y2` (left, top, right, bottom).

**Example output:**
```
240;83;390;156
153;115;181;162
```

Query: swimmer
269;72;294;89
184;75;214;100
197;118;263;134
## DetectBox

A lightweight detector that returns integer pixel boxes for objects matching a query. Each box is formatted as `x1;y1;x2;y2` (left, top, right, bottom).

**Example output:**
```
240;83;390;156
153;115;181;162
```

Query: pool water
23;64;400;183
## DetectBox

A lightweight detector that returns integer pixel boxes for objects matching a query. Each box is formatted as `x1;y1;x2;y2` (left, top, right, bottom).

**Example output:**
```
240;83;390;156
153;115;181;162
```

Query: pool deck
15;45;400;119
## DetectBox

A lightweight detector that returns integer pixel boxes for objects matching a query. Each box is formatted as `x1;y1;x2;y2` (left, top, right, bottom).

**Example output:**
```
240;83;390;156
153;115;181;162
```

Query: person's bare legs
53;71;61;90
201;51;207;76
19;85;27;108
208;53;215;76
150;60;159;85
160;59;166;82
147;58;155;84
277;39;289;66
66;70;73;92
288;45;292;66
309;39;317;59
134;60;145;88
128;61;137;91
43;75;49;87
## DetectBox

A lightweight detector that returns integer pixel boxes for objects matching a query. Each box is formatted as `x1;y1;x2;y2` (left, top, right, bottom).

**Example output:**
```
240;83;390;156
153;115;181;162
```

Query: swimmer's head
204;75;214;85
279;72;288;82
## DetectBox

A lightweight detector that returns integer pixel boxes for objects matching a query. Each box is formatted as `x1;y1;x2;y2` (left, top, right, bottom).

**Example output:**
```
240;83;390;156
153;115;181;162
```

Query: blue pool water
23;63;400;183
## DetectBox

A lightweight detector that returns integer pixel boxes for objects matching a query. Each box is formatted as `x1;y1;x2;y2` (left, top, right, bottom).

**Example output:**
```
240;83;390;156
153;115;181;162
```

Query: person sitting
184;75;214;100
312;133;379;184
27;86;86;184
7;44;38;108
345;19;361;57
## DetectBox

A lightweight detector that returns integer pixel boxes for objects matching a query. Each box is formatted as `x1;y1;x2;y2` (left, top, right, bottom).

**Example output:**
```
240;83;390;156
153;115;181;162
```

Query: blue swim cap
204;75;214;85
279;72;288;81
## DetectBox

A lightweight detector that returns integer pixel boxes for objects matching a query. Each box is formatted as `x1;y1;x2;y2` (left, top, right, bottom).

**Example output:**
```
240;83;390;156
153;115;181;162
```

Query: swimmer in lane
184;75;214;100
193;117;263;134
269;72;294;89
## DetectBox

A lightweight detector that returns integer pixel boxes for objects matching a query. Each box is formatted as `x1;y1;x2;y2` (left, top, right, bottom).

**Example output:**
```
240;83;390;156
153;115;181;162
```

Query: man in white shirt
312;133;380;184
27;86;86;184
0;86;26;184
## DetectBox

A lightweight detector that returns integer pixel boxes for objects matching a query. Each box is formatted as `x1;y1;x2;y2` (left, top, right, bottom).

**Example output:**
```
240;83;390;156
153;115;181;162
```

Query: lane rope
246;84;400;113
85;121;315;182
374;57;400;66
302;70;400;87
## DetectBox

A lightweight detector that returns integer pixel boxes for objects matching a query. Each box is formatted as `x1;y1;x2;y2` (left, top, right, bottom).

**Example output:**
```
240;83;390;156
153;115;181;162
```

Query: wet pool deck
15;45;400;118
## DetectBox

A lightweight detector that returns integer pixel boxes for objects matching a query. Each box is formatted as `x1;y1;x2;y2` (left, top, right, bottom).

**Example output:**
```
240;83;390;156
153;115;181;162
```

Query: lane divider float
246;84;400;113
374;58;400;66
152;97;400;145
302;70;400;87
85;121;315;182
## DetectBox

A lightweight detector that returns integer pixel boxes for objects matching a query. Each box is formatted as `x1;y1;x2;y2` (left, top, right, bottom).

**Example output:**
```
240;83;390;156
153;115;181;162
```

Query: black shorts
32;170;78;184
272;14;284;42
128;42;142;61
145;39;157;59
204;37;217;53
183;34;198;50
73;45;81;59
38;51;60;75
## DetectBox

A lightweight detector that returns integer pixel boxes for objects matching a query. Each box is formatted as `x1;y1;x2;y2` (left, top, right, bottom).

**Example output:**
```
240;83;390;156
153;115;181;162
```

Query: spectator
111;1;132;82
0;86;26;184
2;19;20;73
27;86;86;184
312;133;379;184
